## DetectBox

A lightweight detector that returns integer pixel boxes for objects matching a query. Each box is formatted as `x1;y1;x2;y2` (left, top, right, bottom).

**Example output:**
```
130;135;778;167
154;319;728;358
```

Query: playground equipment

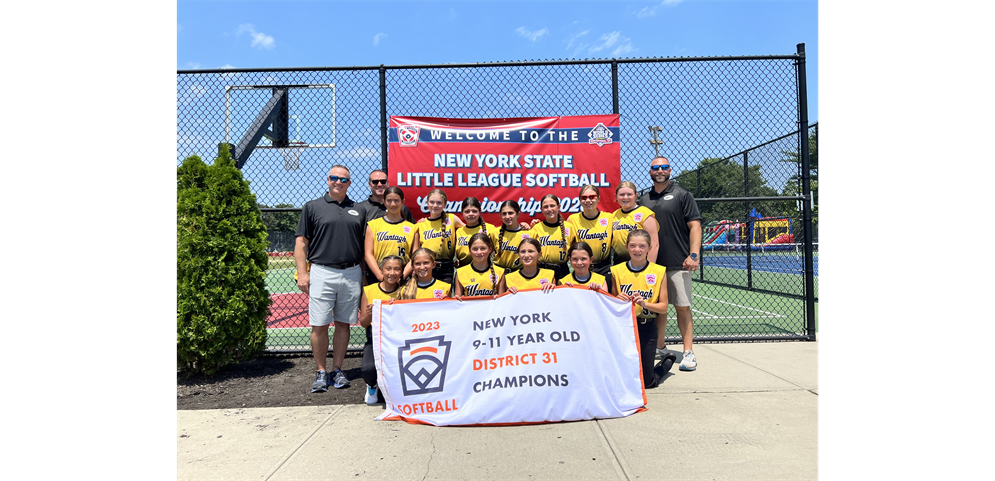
702;215;795;251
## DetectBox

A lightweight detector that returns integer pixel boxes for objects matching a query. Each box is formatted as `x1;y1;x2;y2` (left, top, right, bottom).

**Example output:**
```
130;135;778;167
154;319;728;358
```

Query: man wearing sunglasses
639;156;702;372
296;164;370;393
359;170;414;224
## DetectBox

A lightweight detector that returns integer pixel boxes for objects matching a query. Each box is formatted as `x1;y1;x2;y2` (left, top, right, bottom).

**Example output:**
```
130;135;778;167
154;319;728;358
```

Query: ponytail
402;248;436;300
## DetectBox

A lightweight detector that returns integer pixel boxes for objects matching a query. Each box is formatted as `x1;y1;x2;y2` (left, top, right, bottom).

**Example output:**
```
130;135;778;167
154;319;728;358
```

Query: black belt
316;262;358;270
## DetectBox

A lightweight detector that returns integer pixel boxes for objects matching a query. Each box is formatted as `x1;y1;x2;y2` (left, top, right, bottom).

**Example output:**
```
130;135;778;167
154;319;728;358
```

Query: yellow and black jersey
454;222;499;267
456;263;505;296
610;262;667;318
565;211;613;264
559;271;607;288
611;206;656;259
413;279;452;299
527;220;570;265
417;214;457;260
505;268;555;291
363;282;403;304
367;217;417;266
494;227;529;270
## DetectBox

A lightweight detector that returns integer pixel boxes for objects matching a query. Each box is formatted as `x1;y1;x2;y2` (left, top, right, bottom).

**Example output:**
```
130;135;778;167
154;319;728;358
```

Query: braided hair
497;200;521;256
468;232;498;289
402;248;437;300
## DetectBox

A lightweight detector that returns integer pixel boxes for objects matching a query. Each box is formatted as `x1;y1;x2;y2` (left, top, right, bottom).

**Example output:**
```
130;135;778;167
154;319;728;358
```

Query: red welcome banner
388;115;622;225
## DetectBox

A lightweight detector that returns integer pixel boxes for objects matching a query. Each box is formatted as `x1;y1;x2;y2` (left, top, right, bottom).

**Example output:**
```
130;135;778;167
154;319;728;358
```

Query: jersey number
398;246;406;258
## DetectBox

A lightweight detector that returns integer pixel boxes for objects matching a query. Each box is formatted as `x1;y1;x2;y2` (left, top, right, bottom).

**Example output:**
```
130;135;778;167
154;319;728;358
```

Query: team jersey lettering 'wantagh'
456;263;506;296
610;262;667;318
417;214;457;260
566;211;613;264
367;217;417;265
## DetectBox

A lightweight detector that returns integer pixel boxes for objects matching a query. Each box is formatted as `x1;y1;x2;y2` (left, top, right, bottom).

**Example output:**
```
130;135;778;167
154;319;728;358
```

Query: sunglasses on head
328;175;351;183
369;179;388;185
651;164;671;171
580;194;598;201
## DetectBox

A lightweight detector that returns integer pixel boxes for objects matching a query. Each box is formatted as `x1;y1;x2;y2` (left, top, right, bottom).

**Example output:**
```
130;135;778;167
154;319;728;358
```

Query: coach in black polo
639;156;702;372
295;164;369;393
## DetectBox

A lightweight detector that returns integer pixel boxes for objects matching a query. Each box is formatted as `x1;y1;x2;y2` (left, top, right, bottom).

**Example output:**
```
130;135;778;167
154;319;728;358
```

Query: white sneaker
680;350;697;371
364;384;379;405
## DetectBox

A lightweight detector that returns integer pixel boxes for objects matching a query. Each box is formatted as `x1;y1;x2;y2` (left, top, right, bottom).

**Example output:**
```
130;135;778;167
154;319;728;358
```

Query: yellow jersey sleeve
528;222;569;264
456;263;505;296
566;211;613;263
418;214;456;260
610;262;667;318
369;218;417;265
494;227;528;269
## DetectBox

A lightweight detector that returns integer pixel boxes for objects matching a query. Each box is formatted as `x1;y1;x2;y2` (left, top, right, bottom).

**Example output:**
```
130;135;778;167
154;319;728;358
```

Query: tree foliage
257;203;300;233
672;158;781;222
177;146;270;376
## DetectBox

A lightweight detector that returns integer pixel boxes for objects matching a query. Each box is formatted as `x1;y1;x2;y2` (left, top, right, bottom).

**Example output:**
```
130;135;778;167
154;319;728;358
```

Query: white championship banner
372;286;647;426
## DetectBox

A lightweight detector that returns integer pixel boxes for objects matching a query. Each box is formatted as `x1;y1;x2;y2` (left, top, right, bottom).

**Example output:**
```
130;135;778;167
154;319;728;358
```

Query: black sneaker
311;371;328;393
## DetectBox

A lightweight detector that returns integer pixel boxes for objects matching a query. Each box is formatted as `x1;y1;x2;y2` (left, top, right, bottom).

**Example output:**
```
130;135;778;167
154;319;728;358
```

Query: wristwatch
690;253;698;261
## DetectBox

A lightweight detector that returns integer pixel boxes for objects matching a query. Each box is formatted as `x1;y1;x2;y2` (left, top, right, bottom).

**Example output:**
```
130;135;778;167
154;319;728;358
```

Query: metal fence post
796;43;817;341
744;151;753;291
611;61;619;115
380;65;388;172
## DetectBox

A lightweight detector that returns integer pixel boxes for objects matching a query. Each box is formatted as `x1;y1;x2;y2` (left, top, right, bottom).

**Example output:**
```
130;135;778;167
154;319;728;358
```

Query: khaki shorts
308;264;362;327
665;269;693;307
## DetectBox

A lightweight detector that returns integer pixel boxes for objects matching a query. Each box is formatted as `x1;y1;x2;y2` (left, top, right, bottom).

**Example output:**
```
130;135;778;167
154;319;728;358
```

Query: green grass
696;266;819;299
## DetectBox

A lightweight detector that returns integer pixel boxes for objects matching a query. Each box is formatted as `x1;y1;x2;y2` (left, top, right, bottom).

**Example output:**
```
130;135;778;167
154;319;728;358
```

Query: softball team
454;232;506;297
364;186;418;284
415;189;465;285
565;185;615;290
454;197;499;268
527;194;571;279
494;200;530;271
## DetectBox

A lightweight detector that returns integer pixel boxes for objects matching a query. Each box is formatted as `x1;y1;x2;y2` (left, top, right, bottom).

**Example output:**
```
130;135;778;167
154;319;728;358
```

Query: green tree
672;158;781;222
781;132;819;214
177;146;270;376
257;203;300;233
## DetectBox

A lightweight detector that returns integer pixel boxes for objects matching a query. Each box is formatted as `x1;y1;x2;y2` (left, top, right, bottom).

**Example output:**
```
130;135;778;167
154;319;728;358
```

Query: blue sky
178;0;818;121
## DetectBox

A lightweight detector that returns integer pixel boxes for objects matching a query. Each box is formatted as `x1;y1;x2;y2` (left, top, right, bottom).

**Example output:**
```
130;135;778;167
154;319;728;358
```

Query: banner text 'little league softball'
372;287;646;426
388;115;622;224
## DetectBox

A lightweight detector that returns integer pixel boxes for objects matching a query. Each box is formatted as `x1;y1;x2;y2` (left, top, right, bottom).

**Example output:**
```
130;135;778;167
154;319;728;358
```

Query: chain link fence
178;45;817;352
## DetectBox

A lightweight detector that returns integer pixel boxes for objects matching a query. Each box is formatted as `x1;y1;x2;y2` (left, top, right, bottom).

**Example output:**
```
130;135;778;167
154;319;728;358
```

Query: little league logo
599;218;609;227
587;123;613;147
403;226;411;234
398;336;452;396
399;126;420;147
539;278;550;286
634;212;643;222
645;274;657;286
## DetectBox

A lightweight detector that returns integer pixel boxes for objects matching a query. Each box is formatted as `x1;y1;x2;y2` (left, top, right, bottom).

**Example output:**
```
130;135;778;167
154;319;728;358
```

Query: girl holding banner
527;194;571;279
454;233;506;297
611;182;660;266
364;187;419;284
416;189;465;285
505;238;556;294
559;241;606;291
400;248;453;300
610;229;676;388
358;255;405;405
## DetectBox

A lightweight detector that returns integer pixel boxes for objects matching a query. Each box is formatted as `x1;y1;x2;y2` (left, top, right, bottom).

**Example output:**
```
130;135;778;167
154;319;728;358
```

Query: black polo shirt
295;194;368;266
359;195;414;223
639;182;702;270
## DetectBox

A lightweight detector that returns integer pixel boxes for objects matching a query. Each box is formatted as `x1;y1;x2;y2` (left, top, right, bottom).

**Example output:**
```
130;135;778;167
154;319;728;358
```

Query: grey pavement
178;341;817;481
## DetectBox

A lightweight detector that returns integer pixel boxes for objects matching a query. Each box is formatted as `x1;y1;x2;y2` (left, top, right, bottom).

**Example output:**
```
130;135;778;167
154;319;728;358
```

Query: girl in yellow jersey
455;233;506;298
559;241;607;291
364;187;419;285
526;194;570;279
454;197;498;268
416;189;465;285
610;229;675;388
611;181;660;265
400;248;452;300
494;200;530;272
505;238;556;294
566;185;614;289
358;255;404;405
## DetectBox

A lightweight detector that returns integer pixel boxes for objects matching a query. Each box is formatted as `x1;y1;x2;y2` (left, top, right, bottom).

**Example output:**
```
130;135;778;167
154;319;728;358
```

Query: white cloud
566;30;589;50
236;24;275;50
218;64;240;78
589;31;622;54
373;33;387;46
184;61;201;69
612;42;635;57
637;0;683;19
516;26;549;42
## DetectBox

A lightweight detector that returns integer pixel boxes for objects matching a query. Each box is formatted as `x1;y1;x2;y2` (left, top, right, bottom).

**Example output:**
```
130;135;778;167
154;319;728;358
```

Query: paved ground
177;341;817;480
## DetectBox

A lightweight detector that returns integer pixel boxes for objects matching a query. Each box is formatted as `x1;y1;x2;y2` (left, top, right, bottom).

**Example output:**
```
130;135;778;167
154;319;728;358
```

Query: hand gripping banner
388;115;622;225
372;286;647;426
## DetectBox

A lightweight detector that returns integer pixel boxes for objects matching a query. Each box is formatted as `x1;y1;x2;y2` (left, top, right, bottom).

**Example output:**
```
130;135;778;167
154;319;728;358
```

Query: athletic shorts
665;269;693;307
308;264;362;327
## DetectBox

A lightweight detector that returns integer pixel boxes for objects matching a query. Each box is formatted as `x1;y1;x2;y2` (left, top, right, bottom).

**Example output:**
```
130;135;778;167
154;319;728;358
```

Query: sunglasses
369;179;388;185
328;175;351;183
651;165;671;171
580;195;598;201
